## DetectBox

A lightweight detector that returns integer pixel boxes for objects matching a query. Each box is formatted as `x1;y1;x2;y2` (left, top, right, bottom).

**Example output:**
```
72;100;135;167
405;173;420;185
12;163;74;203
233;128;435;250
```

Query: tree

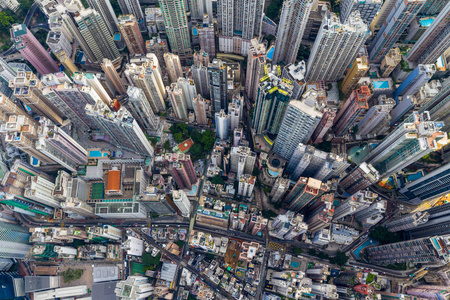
200;130;215;152
308;249;317;256
293;247;303;255
211;175;225;185
315;141;332;153
142;252;161;267
173;132;184;143
109;0;122;15
265;34;276;44
262;210;277;219
369;226;402;245
296;44;311;61
266;0;283;20
190;144;204;159
164;140;171;150
18;0;33;10
330;252;349;266
0;12;14;29
62;268;84;283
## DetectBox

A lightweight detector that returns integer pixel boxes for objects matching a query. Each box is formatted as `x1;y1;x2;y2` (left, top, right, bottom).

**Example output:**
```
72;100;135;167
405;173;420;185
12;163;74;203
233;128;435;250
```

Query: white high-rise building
0;0;19;11
230;146;256;178
125;54;166;113
173;190;191;217
306;11;369;82
339;0;382;24
126;86;159;132
238;174;256;197
273;0;312;65
86;0;120;35
74;9;120;63
164;53;183;83
273;89;323;160
0;58;17;82
192;64;210;99
167;83;188;121
46;31;72;58
177;78;196;110
363;111;447;177
217;0;264;40
24;176;60;208
333;190;378;220
189;0;213;20
228;102;240;132
215;109;229;139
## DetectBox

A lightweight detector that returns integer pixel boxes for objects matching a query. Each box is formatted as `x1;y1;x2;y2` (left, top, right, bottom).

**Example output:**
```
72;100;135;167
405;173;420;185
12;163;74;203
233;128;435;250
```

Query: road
132;228;234;300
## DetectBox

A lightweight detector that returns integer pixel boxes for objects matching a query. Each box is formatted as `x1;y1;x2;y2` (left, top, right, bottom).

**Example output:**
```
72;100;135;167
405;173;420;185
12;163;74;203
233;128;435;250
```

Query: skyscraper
75;9;120;63
176;78;196;110
164;53;183;83
333;190;377;220
85;101;155;156
35;120;88;172
306;12;368;81
126;86;159;132
270;178;290;203
9;71;65;125
0;222;31;259
367;236;450;267
159;0;192;63
333;86;371;137
363;111;446;177
245;39;266;101
341;56;369;96
217;0;264;40
273;90;323;160
10;24;59;75
193;94;207;125
380;48;401;77
86;0;119;35
385;211;429;232
370;0;396;32
0;58;17;82
125;54;166;113
418;0;448;16
101;58;127;96
339;0;382;24
230;146;256;178
284;177;329;212
167;83;188;121
117;0;144;21
192;64;210;98
286;143;349;182
405;2;450;64
55;50;79;75
310;108;336;144
273;0;312;65
393;64;436;101
208;59;227;112
189;0;213;20
46;31;72;58
173;190;191;217
252;66;293;135
357;96;396;136
118;15;146;56
339;162;380;195
228;102;240;132
400;162;450;204
369;0;425;64
215;109;229;139
162;153;197;189
198;16;216;57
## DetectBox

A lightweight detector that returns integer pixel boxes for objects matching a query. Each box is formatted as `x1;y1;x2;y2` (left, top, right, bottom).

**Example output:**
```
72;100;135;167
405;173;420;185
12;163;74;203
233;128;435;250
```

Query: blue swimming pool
407;171;424;182
267;46;274;60
353;239;378;260
420;18;434;27
89;150;107;158
192;28;198;36
188;185;198;195
373;81;390;89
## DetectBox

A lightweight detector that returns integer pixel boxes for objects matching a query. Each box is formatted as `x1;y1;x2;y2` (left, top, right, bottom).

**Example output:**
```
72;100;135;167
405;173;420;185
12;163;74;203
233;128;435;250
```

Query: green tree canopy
369;226;402;245
330;252;349;266
211;175;225;185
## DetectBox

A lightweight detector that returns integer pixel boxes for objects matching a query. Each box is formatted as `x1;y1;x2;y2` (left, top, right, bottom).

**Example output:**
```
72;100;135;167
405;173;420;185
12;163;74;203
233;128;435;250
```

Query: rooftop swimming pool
188;185;198;195
89;150;108;158
420;18;434;27
373;80;390;89
267;46;274;60
192;28;198;36
407;170;424;182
